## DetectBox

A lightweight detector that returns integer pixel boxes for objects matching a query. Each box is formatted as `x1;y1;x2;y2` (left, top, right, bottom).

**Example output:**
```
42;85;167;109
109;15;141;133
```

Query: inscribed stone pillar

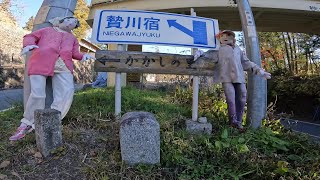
34;109;62;157
120;112;160;165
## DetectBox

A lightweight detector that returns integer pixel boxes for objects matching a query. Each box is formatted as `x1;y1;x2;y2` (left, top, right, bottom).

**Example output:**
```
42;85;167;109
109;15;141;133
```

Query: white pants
21;73;74;129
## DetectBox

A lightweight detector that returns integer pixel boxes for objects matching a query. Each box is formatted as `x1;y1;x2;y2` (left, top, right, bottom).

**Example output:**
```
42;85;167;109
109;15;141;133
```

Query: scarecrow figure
9;16;95;141
194;30;271;130
92;72;107;88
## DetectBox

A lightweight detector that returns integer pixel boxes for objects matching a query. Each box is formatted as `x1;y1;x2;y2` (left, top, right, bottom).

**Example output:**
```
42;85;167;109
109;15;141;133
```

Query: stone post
34;109;62;157
120;112;160;165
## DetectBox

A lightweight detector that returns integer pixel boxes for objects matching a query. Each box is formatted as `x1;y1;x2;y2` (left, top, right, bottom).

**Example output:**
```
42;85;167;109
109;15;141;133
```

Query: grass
0;86;319;179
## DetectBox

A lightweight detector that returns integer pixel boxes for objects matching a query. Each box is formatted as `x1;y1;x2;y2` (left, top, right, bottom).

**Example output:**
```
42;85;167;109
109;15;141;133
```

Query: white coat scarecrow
9;16;95;141
194;30;271;131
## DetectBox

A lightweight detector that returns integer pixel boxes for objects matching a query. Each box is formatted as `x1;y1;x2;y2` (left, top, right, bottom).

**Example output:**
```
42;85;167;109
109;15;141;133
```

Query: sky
11;0;91;27
10;0;243;55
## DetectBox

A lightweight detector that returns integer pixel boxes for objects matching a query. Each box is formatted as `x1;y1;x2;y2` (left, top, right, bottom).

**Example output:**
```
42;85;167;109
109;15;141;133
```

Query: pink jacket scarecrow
23;27;84;76
9;16;95;142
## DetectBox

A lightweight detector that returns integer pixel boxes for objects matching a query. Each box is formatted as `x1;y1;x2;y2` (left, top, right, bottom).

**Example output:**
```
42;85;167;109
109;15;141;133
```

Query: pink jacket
23;27;84;76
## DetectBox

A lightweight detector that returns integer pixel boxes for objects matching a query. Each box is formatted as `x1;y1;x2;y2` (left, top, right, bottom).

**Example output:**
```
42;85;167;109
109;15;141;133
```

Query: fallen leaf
11;171;21;179
0;174;7;180
90;150;97;157
36;158;43;164
30;149;36;154
34;152;42;158
9;141;16;145
0;161;10;169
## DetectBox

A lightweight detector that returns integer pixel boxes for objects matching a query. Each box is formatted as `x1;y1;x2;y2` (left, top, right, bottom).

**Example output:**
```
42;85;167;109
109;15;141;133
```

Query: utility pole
237;0;267;128
24;0;78;109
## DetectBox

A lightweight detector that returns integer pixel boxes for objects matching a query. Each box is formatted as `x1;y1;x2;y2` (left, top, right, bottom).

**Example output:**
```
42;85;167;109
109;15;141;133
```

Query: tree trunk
292;33;298;74
305;50;309;73
311;52;318;69
309;52;313;74
282;32;292;73
281;47;287;69
287;32;295;74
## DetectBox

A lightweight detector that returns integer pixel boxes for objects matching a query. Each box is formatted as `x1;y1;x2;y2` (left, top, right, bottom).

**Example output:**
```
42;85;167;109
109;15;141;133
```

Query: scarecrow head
49;16;80;32
216;30;236;47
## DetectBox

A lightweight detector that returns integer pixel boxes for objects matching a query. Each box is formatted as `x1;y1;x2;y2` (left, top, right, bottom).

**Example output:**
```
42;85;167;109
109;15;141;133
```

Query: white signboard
92;10;220;49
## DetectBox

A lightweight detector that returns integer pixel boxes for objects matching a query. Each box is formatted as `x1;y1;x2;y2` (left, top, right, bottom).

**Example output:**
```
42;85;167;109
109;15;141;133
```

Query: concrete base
186;119;212;135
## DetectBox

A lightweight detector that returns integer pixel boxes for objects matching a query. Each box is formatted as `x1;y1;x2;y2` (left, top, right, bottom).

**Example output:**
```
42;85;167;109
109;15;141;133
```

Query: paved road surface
0;88;23;111
0;84;86;111
281;118;320;142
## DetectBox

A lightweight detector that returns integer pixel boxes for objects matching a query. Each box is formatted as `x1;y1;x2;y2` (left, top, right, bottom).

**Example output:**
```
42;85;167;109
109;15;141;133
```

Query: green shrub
268;75;320;118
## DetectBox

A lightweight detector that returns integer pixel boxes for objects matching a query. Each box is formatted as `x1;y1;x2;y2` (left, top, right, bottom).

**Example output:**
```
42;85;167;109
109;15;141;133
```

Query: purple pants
222;83;247;127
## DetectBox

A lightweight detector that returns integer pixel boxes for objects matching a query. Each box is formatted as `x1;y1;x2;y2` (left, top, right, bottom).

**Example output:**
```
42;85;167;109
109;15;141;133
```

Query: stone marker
34;109;62;157
120;112;160;165
186;117;212;135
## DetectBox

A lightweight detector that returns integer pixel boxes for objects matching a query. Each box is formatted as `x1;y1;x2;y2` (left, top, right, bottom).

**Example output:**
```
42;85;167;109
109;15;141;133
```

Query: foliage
268;75;320;98
0;87;319;179
268;75;320;118
297;33;320;54
0;0;16;23
259;32;320;75
259;32;285;70
73;0;90;40
0;0;25;25
23;16;34;31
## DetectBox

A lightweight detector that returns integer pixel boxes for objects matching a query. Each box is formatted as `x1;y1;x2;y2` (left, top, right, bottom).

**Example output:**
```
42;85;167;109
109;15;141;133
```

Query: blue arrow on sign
167;20;208;45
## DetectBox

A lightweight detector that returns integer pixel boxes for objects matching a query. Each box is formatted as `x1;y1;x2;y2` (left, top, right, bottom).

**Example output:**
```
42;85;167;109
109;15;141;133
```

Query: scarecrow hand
194;50;204;61
20;45;39;56
259;69;271;79
81;53;96;62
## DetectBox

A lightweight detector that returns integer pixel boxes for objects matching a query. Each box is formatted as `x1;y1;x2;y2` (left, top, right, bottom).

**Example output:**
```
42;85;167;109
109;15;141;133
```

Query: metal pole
191;8;199;121
192;76;199;121
115;72;121;116
65;0;73;16
237;0;267;128
115;44;127;116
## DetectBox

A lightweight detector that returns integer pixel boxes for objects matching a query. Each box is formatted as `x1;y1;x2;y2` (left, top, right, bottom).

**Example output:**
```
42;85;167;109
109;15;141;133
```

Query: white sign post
92;10;219;49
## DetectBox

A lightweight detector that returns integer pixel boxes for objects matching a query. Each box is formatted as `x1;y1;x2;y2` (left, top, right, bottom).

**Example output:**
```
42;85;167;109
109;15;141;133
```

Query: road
0;88;23;111
0;84;86;111
281;118;320;142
